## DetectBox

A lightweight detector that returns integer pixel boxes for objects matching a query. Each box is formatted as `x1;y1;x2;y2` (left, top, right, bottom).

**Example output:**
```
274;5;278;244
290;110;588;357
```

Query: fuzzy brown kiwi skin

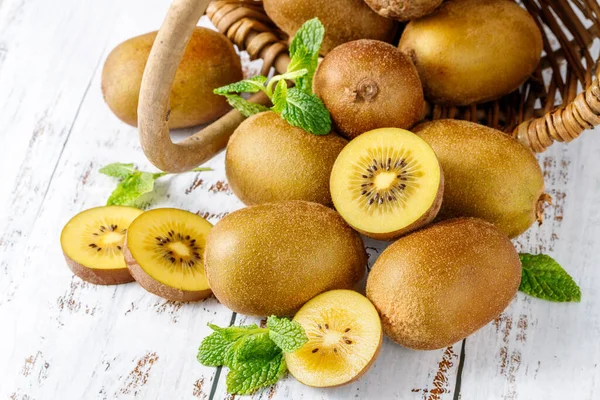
414;119;547;238
204;201;367;316
314;40;425;140
349;166;444;241
63;253;134;285
123;237;212;302
226;112;348;206
263;0;397;55
366;218;521;350
102;28;242;128
364;0;443;21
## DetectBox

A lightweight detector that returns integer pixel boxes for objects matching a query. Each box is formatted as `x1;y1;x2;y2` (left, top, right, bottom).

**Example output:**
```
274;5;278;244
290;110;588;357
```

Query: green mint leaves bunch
99;162;211;208
519;253;581;302
197;316;308;395
214;18;331;136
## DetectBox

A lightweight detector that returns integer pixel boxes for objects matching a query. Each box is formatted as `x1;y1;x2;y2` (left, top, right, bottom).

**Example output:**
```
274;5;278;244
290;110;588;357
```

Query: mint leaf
224;94;269;118
289;18;325;59
208;323;261;341
226;352;286;395
288;18;324;93
271;79;288;114
101;164;212;208
198;317;308;395
267;316;308;353
106;171;155;207
214;76;268;95
279;88;331;135
519;253;581;302
276;69;309;82
203;323;268;369
99;163;136;179
197;331;232;367
234;333;281;364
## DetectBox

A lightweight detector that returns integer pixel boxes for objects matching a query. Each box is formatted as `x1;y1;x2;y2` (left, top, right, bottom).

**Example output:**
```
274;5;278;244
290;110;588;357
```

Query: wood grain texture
0;0;599;399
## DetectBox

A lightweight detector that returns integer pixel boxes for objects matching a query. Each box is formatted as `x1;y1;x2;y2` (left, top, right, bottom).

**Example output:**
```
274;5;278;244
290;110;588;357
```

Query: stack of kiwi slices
61;206;213;301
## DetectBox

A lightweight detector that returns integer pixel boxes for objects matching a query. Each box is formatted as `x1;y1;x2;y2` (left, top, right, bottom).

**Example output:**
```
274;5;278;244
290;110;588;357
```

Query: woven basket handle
513;68;600;152
137;0;271;173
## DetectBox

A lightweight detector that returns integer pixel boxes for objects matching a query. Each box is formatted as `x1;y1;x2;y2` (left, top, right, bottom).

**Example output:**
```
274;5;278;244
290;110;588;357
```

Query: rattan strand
207;0;600;153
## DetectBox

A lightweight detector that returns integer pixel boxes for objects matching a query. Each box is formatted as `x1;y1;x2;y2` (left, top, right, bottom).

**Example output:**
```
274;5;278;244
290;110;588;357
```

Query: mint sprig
519;253;581;302
99;162;211;208
214;18;331;135
197;316;308;395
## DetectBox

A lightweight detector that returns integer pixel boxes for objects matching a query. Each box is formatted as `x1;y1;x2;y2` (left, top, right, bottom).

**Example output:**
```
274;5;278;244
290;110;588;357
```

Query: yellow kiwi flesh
226;111;347;206
313;40;425;139
285;290;382;387
263;0;397;55
60;206;143;285
124;208;213;302
102;28;242;128
366;218;522;350
204;201;367;316
414;120;547;238
330;128;443;241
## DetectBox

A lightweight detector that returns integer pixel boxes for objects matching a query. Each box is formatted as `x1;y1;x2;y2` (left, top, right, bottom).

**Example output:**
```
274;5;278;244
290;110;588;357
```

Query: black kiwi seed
353;152;419;210
325;324;329;330
344;339;353;345
312;348;319;353
344;328;350;332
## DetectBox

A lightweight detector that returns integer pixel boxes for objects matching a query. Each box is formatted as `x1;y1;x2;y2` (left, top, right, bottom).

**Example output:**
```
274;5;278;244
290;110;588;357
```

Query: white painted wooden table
1;1;599;399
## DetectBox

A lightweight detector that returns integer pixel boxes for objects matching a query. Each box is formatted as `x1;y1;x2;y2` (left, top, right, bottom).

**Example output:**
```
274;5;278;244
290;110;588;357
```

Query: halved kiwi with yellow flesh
285;290;382;388
330;128;444;240
60;206;143;285
124;208;213;302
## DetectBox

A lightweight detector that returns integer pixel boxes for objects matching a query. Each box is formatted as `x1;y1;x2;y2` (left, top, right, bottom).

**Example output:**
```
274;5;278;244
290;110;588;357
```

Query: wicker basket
137;0;600;173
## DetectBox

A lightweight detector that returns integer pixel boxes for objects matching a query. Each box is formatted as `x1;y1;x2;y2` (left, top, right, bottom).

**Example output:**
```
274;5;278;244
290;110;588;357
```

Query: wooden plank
1;0;600;398
458;134;600;400
0;3;238;399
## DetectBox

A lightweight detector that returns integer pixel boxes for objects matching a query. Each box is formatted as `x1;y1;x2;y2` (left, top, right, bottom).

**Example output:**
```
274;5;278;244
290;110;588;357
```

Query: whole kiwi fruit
399;0;543;105
226;111;348;206
367;218;522;350
364;0;443;21
204;201;367;316
263;0;397;55
314;40;425;139
414;119;547;238
102;28;242;128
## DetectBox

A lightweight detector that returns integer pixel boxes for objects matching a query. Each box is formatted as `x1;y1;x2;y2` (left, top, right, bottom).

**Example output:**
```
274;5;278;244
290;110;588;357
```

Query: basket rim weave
207;0;600;153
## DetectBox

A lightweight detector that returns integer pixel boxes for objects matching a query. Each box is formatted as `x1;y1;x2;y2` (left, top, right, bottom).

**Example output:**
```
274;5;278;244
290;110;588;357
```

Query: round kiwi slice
60;206;143;285
124;208;213;302
330;128;444;241
285;290;382;388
